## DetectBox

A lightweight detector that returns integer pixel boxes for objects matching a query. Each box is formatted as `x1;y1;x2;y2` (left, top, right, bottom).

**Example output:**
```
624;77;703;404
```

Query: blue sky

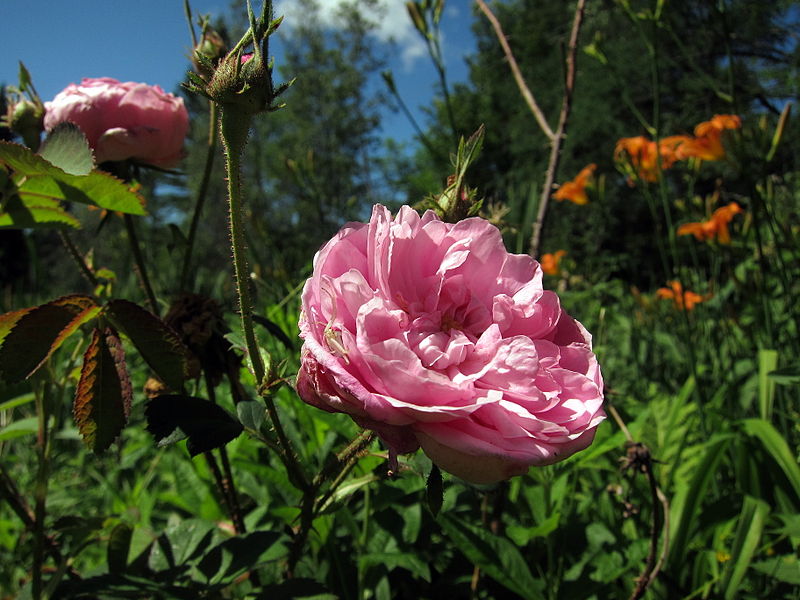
1;0;475;145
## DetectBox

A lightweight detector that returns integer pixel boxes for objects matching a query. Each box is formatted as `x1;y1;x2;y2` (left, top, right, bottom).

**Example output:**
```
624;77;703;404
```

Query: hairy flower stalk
186;0;303;488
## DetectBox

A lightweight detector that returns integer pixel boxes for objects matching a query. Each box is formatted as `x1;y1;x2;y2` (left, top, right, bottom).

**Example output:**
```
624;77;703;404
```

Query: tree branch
476;0;555;141
528;0;586;257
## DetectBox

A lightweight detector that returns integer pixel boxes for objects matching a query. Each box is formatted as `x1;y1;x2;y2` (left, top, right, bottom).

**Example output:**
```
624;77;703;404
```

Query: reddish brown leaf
105;328;132;420
73;327;129;453
0;294;97;383
0;307;31;347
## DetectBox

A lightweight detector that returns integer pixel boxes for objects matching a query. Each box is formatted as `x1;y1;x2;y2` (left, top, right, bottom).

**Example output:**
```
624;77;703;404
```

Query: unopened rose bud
192;28;228;80
206;49;273;116
7;97;44;150
186;2;290;124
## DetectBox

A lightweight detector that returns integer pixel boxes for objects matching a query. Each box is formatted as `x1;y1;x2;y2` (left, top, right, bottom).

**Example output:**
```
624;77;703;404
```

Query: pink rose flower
44;77;189;168
297;205;605;484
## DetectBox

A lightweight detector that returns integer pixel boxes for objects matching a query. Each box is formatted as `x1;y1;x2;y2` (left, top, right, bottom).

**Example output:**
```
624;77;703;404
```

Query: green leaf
55;171;146;215
768;364;800;385
0;392;35;412
160;518;216;566
144;395;243;456
669;435;734;565
0;142;146;215
107;523;133;574
401;503;422;544
17;61;33;93
197;530;285;584
426;464;443;517
38;122;95;175
720;496;770;599
0;193;81;230
438;513;543;599
252;314;296;351
319;473;381;514
236;400;266;432
359;551;431;581
741;418;800;501
0;416;38;441
507;511;560;546
106;299;192;390
751;555;800;585
73;327;131;453
0;294;97;383
255;579;335;600
757;349;778;420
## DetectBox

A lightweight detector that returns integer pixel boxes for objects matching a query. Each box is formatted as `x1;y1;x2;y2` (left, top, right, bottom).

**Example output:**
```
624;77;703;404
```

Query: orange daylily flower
615;115;740;182
656;280;710;311
684;114;742;161
615;136;691;182
540;250;567;276
615;136;659;182
659;135;696;161
553;163;597;205
677;201;743;244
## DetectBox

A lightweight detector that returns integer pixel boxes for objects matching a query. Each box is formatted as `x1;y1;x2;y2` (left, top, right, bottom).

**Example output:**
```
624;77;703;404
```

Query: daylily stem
179;101;219;291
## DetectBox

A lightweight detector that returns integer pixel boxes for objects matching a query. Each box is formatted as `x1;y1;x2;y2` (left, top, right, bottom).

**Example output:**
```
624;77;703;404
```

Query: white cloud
274;0;427;69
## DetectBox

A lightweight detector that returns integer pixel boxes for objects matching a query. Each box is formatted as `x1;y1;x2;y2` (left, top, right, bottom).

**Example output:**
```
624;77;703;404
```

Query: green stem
32;380;51;600
205;373;246;535
220;112;264;382
58;231;98;289
427;32;458;145
386;83;441;160
357;484;371;599
179;102;219;291
219;110;307;491
123;214;158;315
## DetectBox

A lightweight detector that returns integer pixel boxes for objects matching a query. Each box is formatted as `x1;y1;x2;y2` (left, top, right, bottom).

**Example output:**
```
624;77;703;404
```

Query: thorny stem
221;113;264;385
123;214;159;315
287;431;376;577
528;0;586;257
179;101;219;291
58;231;98;289
312;431;376;512
608;402;671;600
630;456;661;600
219;110;308;492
